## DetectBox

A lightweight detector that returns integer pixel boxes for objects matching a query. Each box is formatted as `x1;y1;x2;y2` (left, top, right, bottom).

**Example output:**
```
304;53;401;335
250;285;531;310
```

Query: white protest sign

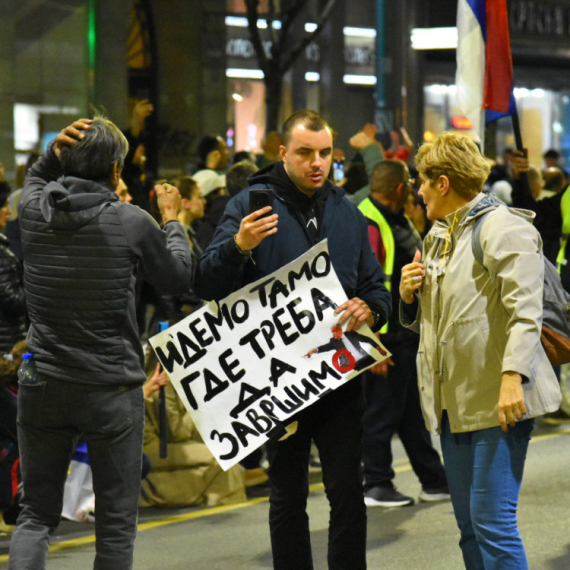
149;240;390;470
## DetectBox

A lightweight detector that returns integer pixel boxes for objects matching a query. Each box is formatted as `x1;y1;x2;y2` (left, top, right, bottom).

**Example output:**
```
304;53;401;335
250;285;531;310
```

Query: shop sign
225;26;376;75
510;0;570;38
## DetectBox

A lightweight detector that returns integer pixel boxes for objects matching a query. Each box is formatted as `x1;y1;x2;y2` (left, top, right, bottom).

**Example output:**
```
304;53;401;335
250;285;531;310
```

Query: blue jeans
440;412;533;570
8;378;144;570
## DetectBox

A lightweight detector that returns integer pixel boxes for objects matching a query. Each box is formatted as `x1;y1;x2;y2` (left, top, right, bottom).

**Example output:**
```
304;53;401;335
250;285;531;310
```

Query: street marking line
0;428;566;562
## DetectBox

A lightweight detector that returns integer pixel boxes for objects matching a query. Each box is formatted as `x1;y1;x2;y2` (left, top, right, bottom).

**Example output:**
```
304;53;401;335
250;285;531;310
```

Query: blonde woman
400;132;560;570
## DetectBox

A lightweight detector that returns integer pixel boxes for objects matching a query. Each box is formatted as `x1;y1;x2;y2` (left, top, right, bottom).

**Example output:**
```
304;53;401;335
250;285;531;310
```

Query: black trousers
9;378;144;570
266;385;367;570
362;338;446;490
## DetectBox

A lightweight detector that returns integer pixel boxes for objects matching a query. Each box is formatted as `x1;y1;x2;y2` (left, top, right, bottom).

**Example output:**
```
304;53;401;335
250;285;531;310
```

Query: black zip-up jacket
195;161;391;327
19;145;192;386
0;234;26;353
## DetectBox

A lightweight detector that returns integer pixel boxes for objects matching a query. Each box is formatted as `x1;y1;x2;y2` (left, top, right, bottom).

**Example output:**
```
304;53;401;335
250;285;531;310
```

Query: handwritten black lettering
180;371;201;410
269;357;297;388
203;368;230;402
189;317;215;347
239;328;265;358
287;261;312;292
230;382;271;418
249;277;276;307
260;320;276;350
155;341;183;373
231;421;260;447
177;331;207;367
230;299;249;324
287;297;316;334
272;308;300;345
246;409;274;433
311;288;337;321
211;430;239;460
219;348;245;383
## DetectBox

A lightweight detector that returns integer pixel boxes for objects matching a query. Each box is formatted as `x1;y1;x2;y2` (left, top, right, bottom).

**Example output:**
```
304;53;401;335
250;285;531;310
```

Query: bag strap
471;209;495;271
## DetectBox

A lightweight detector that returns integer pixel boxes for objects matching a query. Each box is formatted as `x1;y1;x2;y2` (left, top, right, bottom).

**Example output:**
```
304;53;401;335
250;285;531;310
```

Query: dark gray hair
226;160;258;197
59;116;129;185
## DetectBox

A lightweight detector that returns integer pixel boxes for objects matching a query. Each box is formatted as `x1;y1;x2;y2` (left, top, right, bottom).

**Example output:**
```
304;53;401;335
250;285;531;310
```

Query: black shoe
542;408;570;425
419;485;451;502
364;485;414;507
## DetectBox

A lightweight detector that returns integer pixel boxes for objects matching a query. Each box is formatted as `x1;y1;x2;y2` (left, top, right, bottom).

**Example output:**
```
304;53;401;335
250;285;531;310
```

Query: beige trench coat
401;193;561;434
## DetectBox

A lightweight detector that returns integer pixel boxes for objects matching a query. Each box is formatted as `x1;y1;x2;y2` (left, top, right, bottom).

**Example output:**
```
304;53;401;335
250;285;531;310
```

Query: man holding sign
195;110;391;570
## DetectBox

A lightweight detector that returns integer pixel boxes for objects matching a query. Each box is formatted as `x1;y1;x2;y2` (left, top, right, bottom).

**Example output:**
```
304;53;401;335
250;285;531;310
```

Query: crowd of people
0;102;568;570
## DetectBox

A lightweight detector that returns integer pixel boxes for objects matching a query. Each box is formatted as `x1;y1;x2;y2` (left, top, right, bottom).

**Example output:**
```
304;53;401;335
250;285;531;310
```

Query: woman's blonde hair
415;132;490;198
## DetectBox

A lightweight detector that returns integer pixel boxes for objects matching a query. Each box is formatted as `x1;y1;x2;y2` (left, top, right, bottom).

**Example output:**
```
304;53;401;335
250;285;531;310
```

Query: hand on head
53;119;93;158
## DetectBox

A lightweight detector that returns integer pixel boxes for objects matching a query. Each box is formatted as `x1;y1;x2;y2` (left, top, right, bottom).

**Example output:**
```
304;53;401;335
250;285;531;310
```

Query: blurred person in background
359;160;449;508
140;349;246;508
115;178;133;204
195;135;230;175
0;341;26;532
5;153;40;261
122;99;154;212
0;182;27;354
510;152;568;265
346;124;385;205
226;160;259;198
192;169;228;251
256;131;282;169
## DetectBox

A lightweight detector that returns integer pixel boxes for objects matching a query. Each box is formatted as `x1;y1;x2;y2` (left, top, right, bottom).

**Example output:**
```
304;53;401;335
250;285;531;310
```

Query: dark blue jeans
266;387;367;570
362;338;446;490
8;378;144;570
440;412;533;570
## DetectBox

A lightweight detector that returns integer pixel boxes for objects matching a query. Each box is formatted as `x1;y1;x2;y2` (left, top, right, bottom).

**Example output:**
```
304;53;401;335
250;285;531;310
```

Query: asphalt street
0;419;569;570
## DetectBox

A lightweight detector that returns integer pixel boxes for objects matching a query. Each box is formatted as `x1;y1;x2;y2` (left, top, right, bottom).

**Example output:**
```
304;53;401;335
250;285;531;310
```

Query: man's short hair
226;160;258;197
59;116;128;185
370;160;408;197
282;110;332;147
197;136;222;162
415;132;490;199
544;149;560;160
170;175;198;200
544;167;566;192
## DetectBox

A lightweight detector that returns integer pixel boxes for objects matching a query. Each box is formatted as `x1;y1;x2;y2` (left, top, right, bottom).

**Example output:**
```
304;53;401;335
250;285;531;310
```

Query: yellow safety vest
557;186;570;274
358;197;395;334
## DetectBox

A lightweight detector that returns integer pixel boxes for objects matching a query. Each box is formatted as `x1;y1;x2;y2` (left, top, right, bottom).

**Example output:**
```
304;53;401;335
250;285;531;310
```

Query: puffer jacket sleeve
117;207;193;296
480;209;543;378
20;143;62;213
194;193;251;301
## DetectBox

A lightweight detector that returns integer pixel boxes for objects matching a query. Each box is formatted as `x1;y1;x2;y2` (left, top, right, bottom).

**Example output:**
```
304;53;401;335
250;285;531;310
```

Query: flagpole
511;111;524;152
510;110;532;195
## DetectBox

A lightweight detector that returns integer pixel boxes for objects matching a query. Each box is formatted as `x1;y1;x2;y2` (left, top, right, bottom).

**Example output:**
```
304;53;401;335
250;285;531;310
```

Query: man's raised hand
234;208;278;253
53;119;93;158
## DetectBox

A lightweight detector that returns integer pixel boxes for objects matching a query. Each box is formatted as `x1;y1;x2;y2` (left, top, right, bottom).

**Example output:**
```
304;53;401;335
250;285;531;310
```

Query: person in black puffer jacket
0;182;26;353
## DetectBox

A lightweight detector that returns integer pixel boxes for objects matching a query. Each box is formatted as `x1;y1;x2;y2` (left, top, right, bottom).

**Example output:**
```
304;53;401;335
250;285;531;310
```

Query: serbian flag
455;0;517;141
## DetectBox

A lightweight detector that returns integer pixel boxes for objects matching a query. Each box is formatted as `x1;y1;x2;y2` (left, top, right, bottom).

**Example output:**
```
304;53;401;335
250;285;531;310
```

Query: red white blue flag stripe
456;0;517;140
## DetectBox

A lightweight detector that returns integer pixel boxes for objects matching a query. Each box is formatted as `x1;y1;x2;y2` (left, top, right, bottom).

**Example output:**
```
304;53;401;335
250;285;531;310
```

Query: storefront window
227;79;266;153
424;84;570;169
1;4;90;181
